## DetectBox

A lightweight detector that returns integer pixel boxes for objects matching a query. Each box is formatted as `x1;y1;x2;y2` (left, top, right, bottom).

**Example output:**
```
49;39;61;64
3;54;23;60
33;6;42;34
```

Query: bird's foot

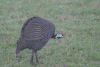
36;60;38;63
30;59;34;65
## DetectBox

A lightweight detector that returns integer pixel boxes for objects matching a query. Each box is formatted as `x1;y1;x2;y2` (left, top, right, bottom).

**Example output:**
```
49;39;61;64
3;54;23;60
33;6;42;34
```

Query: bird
16;16;65;65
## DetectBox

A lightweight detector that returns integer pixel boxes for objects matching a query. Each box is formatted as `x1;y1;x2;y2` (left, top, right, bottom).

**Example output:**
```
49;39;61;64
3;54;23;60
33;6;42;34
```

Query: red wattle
60;30;66;38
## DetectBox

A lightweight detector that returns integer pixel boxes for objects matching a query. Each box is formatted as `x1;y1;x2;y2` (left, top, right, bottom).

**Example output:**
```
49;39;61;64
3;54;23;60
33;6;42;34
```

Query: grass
0;0;100;67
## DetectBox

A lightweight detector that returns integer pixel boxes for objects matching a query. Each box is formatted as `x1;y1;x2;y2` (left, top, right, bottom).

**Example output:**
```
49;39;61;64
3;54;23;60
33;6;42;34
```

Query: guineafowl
16;16;65;65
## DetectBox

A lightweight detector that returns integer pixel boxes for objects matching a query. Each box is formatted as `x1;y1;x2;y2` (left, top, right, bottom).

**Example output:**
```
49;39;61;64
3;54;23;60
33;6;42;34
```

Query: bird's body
16;16;65;65
16;17;55;54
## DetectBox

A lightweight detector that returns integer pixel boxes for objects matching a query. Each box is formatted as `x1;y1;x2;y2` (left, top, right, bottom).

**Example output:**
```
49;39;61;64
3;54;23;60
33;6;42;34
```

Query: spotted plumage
16;16;65;65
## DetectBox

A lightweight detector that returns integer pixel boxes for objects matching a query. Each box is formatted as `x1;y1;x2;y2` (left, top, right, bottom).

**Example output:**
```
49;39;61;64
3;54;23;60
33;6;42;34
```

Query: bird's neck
51;34;61;39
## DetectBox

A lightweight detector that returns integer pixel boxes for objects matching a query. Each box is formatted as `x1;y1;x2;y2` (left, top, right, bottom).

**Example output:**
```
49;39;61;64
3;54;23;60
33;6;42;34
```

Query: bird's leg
35;51;38;63
30;50;34;65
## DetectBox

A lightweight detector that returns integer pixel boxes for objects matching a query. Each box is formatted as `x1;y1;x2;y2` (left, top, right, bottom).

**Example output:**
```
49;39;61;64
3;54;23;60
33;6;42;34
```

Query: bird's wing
21;17;44;40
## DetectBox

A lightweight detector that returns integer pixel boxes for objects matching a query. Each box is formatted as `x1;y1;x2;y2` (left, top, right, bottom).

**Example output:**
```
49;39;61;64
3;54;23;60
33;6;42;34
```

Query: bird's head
55;29;66;38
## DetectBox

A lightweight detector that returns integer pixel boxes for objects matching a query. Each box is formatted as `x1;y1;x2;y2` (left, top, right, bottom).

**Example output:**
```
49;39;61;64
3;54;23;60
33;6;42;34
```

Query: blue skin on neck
55;34;63;38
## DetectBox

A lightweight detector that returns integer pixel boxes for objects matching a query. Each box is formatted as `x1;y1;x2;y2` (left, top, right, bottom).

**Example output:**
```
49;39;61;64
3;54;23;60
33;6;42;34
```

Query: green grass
0;0;100;67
